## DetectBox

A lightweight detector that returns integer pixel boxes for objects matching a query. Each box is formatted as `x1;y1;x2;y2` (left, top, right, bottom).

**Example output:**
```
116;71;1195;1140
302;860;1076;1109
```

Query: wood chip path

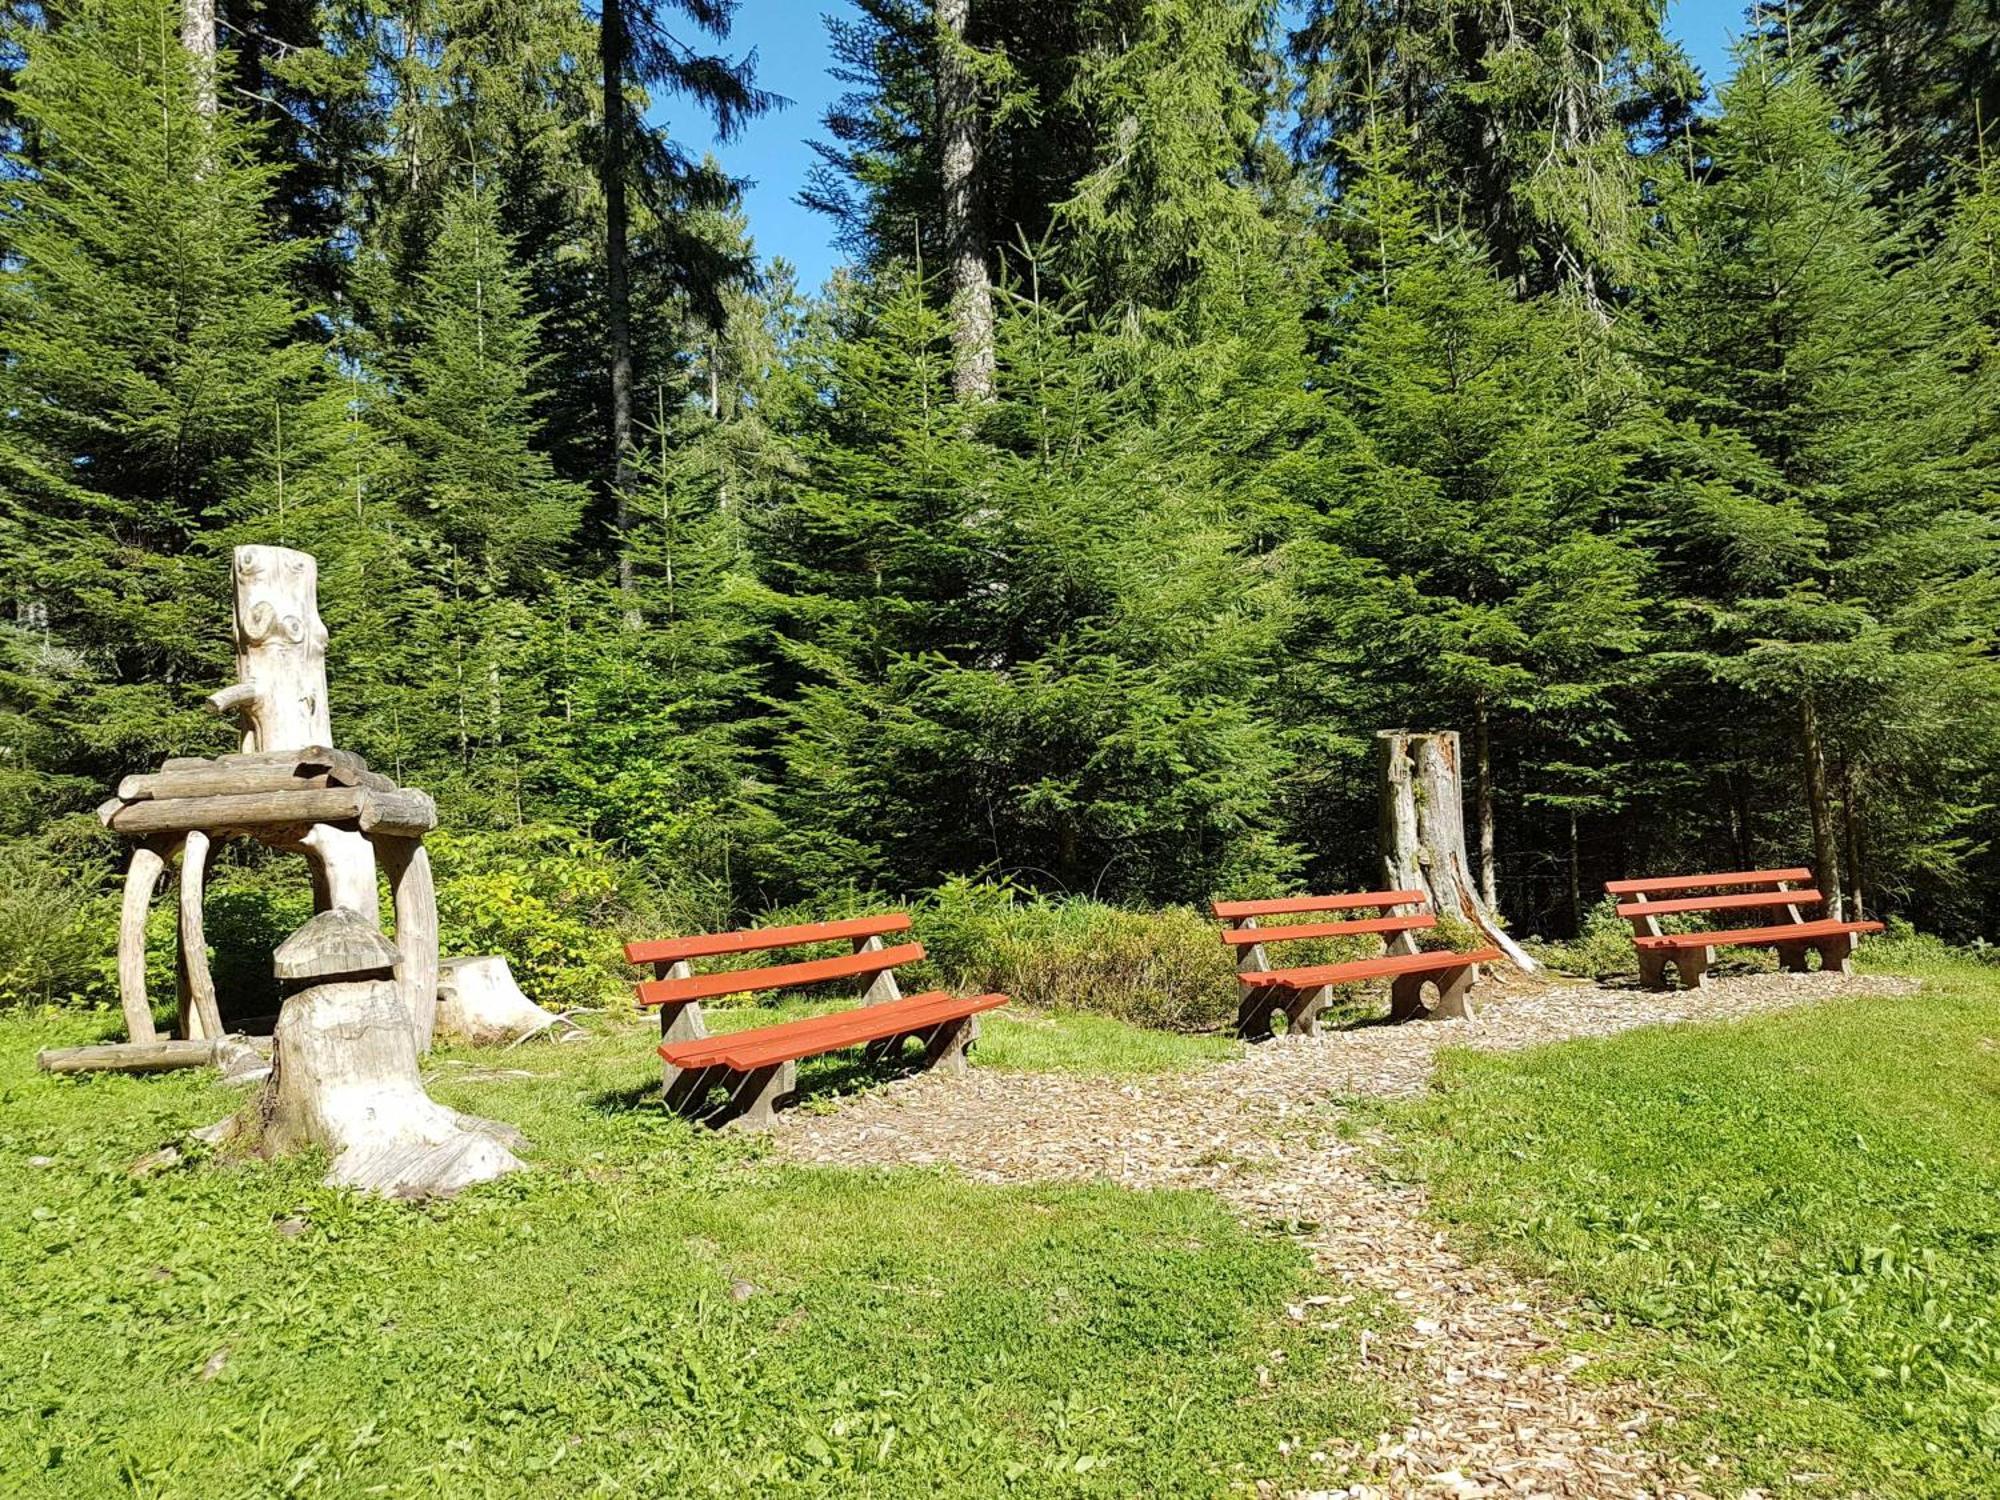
774;971;1919;1498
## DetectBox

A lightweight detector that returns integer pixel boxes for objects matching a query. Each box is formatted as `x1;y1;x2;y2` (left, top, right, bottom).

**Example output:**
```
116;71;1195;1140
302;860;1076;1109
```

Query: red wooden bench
1212;890;1501;1037
1604;867;1883;990
624;913;1007;1128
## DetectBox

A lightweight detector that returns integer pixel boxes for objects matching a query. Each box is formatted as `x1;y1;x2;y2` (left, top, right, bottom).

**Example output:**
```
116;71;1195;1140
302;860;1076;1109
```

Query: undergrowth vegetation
1382;967;2000;1496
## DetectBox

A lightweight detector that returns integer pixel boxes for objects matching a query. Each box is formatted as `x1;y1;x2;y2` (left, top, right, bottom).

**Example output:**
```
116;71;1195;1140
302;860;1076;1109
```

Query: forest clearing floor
778;969;1923;1499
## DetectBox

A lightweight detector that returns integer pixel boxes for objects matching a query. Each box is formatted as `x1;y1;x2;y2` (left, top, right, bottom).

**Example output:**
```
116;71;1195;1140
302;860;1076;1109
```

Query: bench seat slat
1213;889;1426;920
1219;914;1435;946
626;912;912;966
661;989;968;1067
1635;919;1883;951
1604;868;1812;897
661;990;1007;1071
637;942;923;1006
1617;889;1822;919
1246;946;1501;991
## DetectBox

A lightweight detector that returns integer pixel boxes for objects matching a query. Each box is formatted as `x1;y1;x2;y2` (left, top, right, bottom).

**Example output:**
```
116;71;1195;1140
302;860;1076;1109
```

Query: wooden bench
624;913;1007;1128
1212;890;1501;1037
1605;867;1884;989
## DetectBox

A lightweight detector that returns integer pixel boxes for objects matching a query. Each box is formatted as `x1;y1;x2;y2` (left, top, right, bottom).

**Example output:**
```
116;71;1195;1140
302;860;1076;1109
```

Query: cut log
357;787;438;837
120;767;335;801
108;786;364;835
225;910;525;1198
1377;729;1541;974
435;956;561;1046
164;746;375;785
38;1035;271;1076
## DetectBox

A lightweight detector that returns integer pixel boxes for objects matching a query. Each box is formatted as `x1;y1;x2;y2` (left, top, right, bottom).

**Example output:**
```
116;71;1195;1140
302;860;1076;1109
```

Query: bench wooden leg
1672;947;1713;991
1636;948;1671;990
920;1014;979;1075
1389;966;1477;1022
1237;985;1283;1042
1283;983;1332;1037
1776;942;1812;973
1816;931;1859;976
1432;963;1477;1021
719;1061;797;1132
1388;972;1426;1022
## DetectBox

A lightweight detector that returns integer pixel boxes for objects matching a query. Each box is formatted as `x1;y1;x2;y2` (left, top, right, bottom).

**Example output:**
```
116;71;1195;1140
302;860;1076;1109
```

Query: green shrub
0;840;116;1008
1527;898;1639;978
918;878;1240;1032
429;825;629;1010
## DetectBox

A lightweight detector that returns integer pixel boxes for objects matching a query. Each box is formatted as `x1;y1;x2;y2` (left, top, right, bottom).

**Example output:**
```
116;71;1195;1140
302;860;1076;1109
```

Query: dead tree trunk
1474;695;1497;909
1378;729;1541;973
938;0;995;402
1800;696;1845;919
226;910;524;1198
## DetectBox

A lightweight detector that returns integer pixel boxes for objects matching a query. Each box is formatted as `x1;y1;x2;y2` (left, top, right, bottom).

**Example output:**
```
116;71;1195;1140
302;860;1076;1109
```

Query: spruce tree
1633;52;2000;915
0;0;334;823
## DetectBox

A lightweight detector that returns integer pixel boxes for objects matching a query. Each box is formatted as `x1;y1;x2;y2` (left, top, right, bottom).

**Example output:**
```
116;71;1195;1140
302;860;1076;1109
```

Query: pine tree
1633;52;2000;916
0;0;335;824
1277;125;1649;915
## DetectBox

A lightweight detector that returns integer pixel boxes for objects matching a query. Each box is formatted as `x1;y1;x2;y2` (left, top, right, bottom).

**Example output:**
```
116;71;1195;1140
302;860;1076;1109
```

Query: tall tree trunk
1567;808;1581;935
1474;694;1496;909
1841;758;1865;920
1800;696;1844;919
937;0;995;402
183;0;217;117
600;0;639;619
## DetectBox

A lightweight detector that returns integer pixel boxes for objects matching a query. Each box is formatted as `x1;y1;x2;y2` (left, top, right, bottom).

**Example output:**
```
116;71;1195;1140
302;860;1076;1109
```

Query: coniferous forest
5;0;2000;1007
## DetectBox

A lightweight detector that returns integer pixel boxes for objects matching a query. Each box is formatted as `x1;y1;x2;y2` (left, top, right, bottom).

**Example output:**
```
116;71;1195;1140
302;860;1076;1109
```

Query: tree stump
225;910;525;1198
435;956;562;1046
1377;729;1541;974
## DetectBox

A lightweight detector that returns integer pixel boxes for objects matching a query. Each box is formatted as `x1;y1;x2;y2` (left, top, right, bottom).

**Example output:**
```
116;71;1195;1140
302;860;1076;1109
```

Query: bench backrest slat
1615;889;1822;919
1218;913;1435;946
1603;867;1811;898
637;941;925;1007
1212;889;1426;921
626;912;912;966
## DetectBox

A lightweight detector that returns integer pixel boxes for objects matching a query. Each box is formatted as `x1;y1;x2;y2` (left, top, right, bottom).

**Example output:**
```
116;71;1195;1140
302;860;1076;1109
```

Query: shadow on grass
585;1037;941;1122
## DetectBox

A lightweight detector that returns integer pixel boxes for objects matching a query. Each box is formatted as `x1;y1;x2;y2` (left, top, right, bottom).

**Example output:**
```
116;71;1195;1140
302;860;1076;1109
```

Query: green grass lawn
1382;953;2000;1497
0;1005;1382;1498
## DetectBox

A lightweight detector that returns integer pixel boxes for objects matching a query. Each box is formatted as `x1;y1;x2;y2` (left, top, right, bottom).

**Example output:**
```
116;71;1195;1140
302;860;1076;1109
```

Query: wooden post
177;830;224;1041
1377;730;1541;974
377;836;440;1048
117;838;178;1044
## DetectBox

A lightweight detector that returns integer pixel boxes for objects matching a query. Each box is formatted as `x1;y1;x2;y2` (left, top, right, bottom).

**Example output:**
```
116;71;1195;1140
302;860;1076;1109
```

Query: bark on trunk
1800;696;1845;919
1474;696;1497;910
1377;729;1541;973
1841;758;1865;920
599;0;639;618
182;0;217;117
937;0;995;402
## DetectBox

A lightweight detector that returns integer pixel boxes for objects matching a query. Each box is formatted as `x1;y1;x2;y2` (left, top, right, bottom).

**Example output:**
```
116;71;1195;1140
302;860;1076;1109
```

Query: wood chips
775;970;1920;1497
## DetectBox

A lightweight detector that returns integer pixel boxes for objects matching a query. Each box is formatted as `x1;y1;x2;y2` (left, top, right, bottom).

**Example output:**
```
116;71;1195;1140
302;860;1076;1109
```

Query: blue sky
662;0;1750;293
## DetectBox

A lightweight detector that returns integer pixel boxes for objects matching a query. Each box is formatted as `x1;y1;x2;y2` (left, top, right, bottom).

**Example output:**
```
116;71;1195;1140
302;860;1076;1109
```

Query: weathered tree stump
224;910;525;1198
1377;729;1540;974
435;955;562;1046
